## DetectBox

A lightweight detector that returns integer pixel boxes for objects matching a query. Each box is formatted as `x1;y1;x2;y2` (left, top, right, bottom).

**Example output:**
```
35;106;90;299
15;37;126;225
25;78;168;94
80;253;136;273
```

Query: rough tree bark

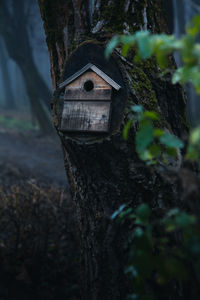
38;1;189;299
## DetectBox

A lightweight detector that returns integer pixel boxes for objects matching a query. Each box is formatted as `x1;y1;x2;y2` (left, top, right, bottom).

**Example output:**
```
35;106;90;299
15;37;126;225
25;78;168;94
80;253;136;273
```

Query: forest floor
0;128;80;300
0;129;67;187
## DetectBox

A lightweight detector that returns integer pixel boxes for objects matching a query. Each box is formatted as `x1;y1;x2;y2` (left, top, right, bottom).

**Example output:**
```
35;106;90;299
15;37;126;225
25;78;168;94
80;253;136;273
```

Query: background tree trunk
38;1;189;299
0;0;53;133
0;38;16;109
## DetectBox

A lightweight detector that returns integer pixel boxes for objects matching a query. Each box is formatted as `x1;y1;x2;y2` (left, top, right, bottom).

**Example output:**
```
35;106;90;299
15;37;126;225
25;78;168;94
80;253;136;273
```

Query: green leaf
119;208;134;219
135;31;154;59
172;39;184;50
143;111;160;121
133;227;144;237
139;150;153;161
120;35;136;57
122;43;130;56
105;36;119;58
121;35;136;44
186;145;199;160
165;223;177;232
165;147;178;157
136;204;150;223
166;208;180;218
172;69;182;84
149;144;161;157
111;204;127;220
190;126;200;144
153;128;164;137
186;15;200;37
175;212;196;228
136;121;154;153
156;50;167;69
125;266;138;277
146;160;157;166
173;66;200;88
160;133;184;149
123;119;133;140
131;105;143;114
134;53;141;63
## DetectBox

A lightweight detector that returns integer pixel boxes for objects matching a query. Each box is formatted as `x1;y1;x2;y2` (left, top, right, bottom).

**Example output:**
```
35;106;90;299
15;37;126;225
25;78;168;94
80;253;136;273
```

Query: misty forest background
0;0;200;300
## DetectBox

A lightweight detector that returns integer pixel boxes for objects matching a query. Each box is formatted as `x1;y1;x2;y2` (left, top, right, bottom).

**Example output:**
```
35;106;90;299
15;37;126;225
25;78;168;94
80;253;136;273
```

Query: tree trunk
0;38;16;109
0;0;53;133
38;1;188;299
18;56;54;134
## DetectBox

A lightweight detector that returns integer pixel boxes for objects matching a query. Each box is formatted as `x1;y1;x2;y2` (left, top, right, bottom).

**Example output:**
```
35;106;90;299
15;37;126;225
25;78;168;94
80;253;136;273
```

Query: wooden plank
65;88;111;100
64;71;112;100
59;63;121;90
90;65;121;90
65;71;112;89
59;63;93;89
61;101;111;132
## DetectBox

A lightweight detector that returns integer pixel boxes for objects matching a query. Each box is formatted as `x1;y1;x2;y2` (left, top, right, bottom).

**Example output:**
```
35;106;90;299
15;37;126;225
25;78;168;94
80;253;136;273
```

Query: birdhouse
59;63;121;133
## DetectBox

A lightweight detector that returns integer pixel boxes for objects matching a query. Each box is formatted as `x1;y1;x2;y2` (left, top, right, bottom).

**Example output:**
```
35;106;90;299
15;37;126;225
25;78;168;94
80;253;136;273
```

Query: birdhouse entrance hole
84;80;94;92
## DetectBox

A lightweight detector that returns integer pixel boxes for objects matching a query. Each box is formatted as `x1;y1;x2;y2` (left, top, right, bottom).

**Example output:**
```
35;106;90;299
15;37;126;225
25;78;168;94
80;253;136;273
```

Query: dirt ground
0;129;68;187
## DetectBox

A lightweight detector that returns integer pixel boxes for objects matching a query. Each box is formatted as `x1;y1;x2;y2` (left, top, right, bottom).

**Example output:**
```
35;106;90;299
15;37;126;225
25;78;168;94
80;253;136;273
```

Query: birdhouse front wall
64;71;112;100
61;101;111;132
61;70;113;133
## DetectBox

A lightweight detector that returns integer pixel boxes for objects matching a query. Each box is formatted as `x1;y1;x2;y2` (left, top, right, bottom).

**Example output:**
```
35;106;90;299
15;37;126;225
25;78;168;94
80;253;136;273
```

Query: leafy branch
111;202;199;300
106;15;200;93
124;105;183;164
106;15;200;162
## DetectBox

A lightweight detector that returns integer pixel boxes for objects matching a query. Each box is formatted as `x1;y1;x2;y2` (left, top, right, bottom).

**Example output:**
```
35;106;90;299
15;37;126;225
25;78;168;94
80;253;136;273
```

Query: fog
0;0;66;186
0;0;52;132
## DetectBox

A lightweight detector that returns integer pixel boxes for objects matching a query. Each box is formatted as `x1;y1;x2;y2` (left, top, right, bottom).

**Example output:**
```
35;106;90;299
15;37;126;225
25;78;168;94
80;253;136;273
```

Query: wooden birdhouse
59;63;121;133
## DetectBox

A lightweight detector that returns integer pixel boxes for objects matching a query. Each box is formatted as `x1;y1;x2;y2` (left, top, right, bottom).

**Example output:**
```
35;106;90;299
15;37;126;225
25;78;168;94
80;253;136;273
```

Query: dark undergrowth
0;164;80;300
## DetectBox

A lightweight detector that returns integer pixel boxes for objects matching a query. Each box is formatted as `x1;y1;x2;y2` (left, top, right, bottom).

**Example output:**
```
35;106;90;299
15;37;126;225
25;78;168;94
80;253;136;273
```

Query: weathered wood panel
65;71;112;89
64;71;112;100
61;101;111;132
65;88;112;100
59;63;121;90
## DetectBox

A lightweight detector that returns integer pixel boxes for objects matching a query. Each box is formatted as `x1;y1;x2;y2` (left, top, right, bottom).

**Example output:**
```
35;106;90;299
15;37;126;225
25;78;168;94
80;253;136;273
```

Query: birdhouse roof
59;63;121;90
